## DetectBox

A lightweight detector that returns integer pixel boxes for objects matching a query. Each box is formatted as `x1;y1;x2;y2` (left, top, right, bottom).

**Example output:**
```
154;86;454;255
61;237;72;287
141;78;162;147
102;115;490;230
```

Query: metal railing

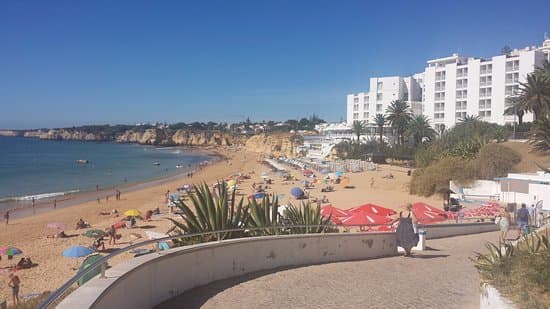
39;223;392;308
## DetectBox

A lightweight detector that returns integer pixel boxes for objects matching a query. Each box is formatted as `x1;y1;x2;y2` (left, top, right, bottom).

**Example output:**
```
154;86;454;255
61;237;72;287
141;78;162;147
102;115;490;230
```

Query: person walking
32;197;36;214
517;203;530;238
497;207;510;243
8;273;20;305
108;225;116;245
4;210;9;225
394;203;418;257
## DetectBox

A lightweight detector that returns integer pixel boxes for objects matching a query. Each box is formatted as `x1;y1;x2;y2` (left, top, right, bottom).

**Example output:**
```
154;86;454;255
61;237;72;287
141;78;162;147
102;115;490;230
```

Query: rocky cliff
245;133;299;157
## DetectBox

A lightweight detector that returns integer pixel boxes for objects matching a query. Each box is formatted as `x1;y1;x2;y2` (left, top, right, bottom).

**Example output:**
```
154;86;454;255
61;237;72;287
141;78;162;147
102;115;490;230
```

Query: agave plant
168;181;249;242
248;194;281;235
283;201;333;234
470;242;515;282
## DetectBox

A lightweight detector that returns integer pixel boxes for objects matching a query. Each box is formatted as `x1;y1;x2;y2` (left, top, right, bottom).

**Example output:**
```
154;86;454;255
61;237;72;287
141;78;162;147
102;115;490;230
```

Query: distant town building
347;36;550;131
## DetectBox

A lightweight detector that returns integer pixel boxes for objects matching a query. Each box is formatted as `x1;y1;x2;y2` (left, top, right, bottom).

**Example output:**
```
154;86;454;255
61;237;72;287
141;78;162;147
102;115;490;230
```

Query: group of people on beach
496;203;546;243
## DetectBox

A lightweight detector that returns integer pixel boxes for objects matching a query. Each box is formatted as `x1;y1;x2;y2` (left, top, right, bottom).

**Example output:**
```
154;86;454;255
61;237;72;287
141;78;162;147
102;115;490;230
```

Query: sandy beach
0;148;443;304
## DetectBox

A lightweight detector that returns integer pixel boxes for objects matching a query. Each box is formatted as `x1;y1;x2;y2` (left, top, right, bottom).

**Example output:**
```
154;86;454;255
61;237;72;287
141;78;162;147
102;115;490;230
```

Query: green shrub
474;144;521;179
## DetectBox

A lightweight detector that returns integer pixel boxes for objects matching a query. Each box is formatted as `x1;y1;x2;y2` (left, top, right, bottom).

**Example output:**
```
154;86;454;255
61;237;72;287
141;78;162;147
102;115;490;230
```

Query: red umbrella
341;212;392;226
320;205;349;218
412;202;447;224
347;203;397;217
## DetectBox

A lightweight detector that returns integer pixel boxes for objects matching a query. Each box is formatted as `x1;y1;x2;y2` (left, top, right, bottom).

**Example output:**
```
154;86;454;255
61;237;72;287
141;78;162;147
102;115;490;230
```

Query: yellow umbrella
226;179;237;187
124;209;141;217
340;177;350;187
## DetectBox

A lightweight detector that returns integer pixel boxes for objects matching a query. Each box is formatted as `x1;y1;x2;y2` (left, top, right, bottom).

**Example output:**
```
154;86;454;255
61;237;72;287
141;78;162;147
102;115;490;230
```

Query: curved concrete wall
59;233;397;309
424;222;498;239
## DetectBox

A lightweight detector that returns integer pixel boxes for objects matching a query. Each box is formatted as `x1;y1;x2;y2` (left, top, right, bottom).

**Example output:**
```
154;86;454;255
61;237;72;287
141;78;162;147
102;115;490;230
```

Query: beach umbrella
0;246;22;256
320;205;349;218
77;254;103;286
47;222;66;230
82;229;106;238
320;169;330;175
226;179;237;187
412;202;447;224
124;209;141;217
63;246;94;258
340;177;350;187
300;179;310;185
341;212;392;226
348;204;397;217
112;221;126;229
253;192;266;199
335;171;344;177
290;187;304;199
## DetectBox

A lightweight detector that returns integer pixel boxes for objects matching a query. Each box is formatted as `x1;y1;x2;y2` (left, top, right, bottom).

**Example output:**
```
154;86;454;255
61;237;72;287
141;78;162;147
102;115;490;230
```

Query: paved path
158;231;499;309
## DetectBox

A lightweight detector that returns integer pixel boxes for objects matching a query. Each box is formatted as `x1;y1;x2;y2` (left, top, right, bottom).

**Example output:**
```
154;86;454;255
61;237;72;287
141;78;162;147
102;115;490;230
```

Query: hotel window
377;82;383;91
456;79;467;89
480;76;492;86
506;72;519;84
363;103;369;110
456;112;467;119
435;71;446;81
479;99;491;109
363;112;369;119
435;102;445;112
434;112;445;120
353;97;359;103
505;85;519;96
435;81;446;91
377;93;383;101
353;104;359;111
479;111;492;118
480;87;492;97
376;104;383;112
353;113;359;120
456;90;467;99
506;60;520;72
456;101;467;110
435;92;445;101
480;64;492;74
457;67;468;77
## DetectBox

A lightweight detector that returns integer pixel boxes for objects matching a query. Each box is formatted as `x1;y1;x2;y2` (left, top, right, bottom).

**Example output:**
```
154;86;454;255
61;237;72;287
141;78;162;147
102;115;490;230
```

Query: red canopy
320;205;349;218
341;212;393;226
347;203;397;217
412;202;447;224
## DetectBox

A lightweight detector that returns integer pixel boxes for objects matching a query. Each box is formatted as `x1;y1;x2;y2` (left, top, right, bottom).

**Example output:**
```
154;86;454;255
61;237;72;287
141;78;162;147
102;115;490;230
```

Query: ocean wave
0;190;80;202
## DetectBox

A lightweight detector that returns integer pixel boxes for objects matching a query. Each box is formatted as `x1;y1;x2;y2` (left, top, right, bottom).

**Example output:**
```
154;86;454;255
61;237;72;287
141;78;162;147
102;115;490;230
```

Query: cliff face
15;128;299;154
245;133;300;157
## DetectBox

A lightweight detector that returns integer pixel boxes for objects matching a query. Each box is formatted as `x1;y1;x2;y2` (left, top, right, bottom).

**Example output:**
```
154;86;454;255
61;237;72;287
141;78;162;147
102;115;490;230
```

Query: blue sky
1;0;549;129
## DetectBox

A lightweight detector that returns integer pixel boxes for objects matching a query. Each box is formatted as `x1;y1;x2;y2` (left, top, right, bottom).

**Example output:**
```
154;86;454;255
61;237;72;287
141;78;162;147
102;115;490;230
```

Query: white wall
423;223;498;239
59;233;398;309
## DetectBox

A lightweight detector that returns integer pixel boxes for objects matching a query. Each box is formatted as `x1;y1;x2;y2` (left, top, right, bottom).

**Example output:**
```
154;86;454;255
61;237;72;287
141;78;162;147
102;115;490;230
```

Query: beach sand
0;149;443;304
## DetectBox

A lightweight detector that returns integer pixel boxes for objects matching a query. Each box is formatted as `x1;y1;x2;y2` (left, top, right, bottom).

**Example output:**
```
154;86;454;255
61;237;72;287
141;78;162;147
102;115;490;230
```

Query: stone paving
158;231;500;309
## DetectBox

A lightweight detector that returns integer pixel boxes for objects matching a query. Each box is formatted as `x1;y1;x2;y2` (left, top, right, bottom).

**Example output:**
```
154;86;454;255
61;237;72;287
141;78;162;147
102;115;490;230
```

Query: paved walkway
157;231;499;309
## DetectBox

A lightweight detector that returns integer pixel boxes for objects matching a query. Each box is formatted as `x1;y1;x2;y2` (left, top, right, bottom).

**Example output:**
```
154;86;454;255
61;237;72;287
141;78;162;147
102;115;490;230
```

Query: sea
0;136;211;212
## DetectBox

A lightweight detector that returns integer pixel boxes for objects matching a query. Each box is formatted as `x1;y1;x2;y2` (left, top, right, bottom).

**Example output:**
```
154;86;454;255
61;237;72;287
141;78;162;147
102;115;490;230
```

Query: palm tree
373;114;386;143
385;100;412;145
517;73;550;120
529;117;550;151
351;120;366;143
504;97;526;125
406;115;436;147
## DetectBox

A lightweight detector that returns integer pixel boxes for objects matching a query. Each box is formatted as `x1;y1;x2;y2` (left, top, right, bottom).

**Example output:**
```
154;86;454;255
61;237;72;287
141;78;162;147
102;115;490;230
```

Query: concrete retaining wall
424;222;499;239
59;233;397;309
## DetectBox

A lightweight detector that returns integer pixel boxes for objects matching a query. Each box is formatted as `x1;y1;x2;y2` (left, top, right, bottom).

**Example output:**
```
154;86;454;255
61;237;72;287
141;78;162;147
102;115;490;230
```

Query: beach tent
348;203;397;217
341;212;392;226
290;187;304;199
412;202;447;224
77;254;103;286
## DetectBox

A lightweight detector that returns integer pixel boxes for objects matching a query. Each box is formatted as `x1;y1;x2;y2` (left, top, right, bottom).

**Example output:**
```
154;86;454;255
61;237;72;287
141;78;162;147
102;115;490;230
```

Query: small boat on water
153;162;161;166
75;159;89;164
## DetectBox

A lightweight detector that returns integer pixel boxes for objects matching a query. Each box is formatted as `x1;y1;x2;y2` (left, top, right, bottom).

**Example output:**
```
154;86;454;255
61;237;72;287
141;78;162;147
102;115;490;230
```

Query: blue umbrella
335;171;344;177
320;169;330;174
63;246;94;258
300;179;310;185
290;187;304;198
253;192;266;199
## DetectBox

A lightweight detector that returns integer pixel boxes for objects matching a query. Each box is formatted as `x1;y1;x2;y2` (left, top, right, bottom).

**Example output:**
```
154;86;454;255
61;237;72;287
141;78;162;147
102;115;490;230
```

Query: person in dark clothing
394;203;418;257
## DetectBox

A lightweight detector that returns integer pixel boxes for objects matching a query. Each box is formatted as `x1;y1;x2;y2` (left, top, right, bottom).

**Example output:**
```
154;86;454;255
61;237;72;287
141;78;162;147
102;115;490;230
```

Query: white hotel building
347;37;550;131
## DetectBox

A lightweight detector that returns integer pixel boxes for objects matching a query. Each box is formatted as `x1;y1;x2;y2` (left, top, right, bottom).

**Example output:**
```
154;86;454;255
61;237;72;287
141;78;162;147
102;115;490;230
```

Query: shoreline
2;146;226;220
